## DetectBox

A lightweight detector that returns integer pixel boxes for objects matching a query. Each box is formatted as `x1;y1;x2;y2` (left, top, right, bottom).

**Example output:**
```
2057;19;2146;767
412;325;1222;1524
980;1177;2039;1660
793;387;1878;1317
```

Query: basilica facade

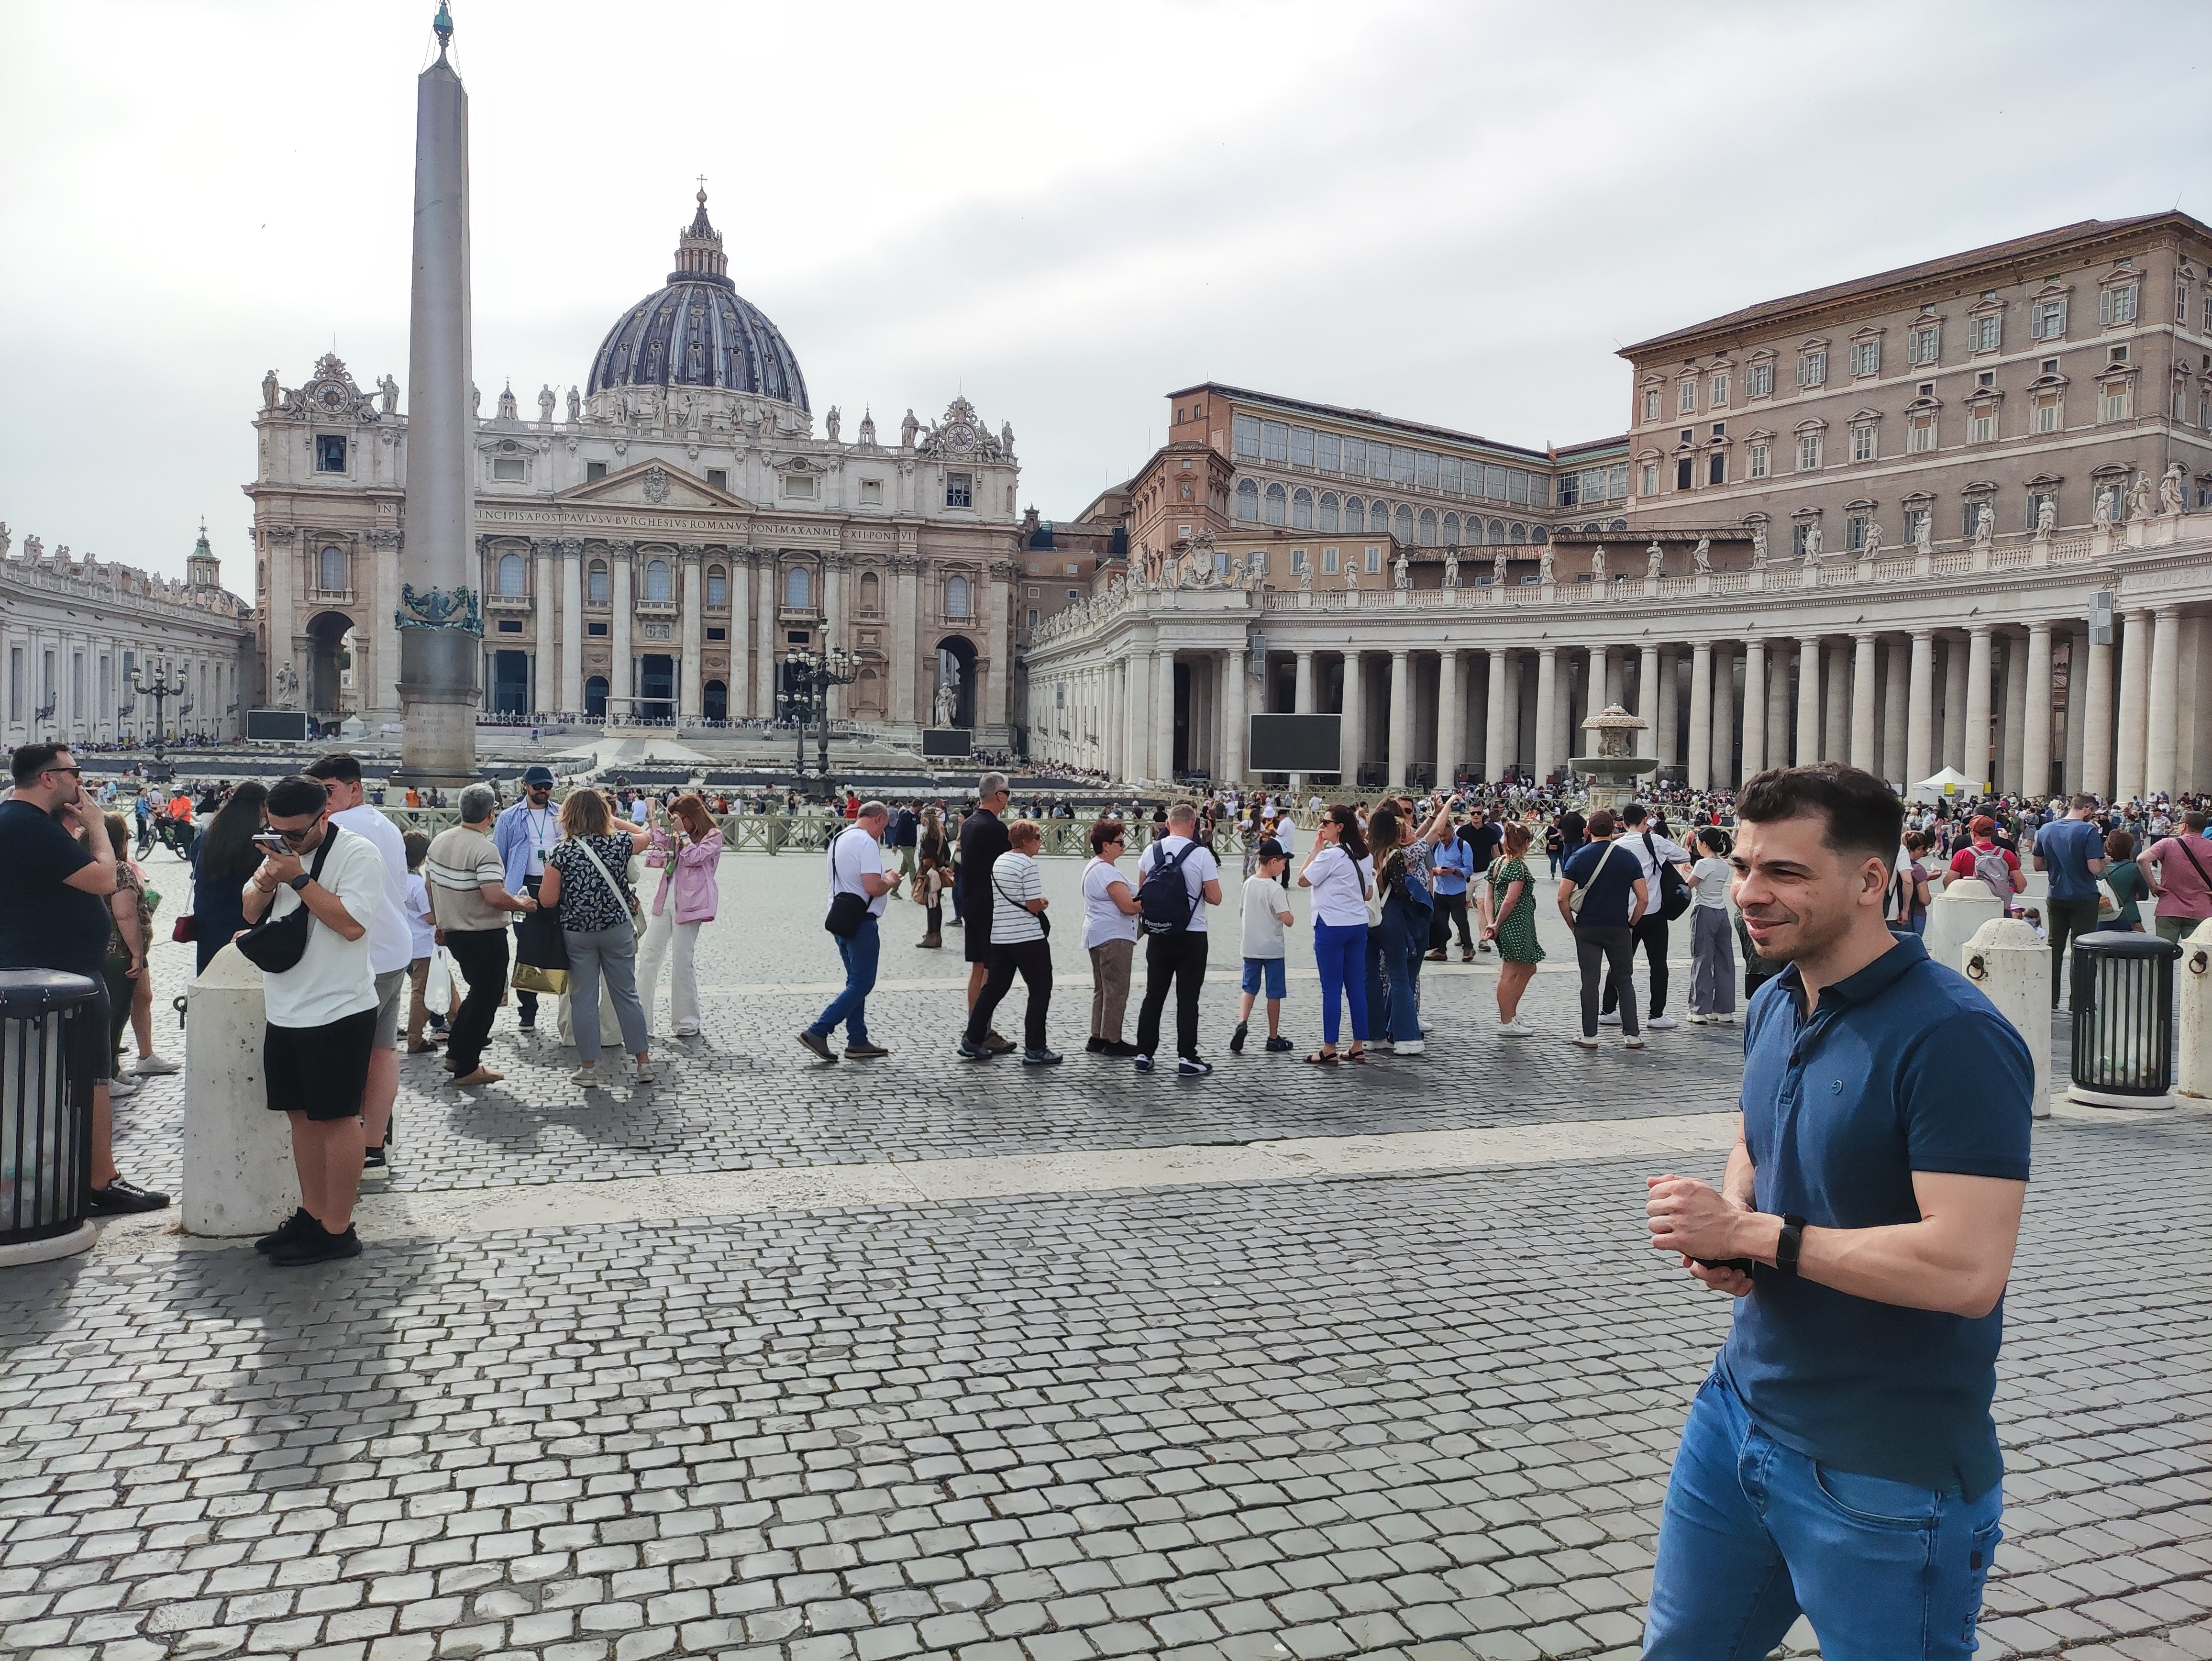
246;193;1024;743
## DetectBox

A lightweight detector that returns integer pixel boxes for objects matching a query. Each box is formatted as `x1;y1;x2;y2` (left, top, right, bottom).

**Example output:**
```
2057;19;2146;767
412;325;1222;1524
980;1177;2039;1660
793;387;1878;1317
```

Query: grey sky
3;0;2207;582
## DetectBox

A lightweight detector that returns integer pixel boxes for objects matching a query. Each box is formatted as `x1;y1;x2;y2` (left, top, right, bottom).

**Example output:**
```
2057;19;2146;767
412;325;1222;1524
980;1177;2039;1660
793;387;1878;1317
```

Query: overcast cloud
3;0;2208;581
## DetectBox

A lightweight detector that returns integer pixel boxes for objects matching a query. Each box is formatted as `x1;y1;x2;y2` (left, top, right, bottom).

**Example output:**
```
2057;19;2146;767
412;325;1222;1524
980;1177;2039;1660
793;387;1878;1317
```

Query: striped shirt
425;825;509;931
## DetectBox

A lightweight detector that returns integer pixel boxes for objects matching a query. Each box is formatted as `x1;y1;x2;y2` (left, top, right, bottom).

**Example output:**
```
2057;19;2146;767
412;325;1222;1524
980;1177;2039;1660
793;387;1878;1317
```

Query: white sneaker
1394;1040;1425;1055
1623;1035;1647;1050
131;1054;180;1076
1648;1015;1680;1030
105;1074;139;1099
1499;1021;1532;1037
1597;1011;1621;1027
633;1060;655;1084
1686;1014;1709;1025
1571;1035;1601;1049
571;1065;599;1086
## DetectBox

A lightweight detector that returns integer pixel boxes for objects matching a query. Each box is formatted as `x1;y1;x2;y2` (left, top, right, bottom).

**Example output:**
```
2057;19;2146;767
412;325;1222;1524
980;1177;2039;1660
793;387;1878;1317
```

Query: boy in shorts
1231;840;1296;1054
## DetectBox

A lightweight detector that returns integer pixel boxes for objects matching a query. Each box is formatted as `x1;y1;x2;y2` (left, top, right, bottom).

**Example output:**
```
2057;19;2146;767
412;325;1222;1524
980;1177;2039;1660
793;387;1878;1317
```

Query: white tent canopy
1908;766;1980;803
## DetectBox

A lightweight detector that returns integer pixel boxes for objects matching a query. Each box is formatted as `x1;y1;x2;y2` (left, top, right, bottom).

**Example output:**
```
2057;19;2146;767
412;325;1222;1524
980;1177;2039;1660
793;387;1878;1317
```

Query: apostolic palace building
1024;212;2212;801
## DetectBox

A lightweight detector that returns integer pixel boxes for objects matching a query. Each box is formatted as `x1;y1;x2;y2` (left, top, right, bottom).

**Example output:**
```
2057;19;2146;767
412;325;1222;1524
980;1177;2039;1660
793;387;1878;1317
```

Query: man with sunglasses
494;765;561;1030
240;774;388;1264
0;743;170;1214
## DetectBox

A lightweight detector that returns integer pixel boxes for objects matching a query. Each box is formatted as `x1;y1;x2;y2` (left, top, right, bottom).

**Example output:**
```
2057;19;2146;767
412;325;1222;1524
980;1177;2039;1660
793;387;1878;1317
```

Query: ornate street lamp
127;659;189;781
779;644;862;797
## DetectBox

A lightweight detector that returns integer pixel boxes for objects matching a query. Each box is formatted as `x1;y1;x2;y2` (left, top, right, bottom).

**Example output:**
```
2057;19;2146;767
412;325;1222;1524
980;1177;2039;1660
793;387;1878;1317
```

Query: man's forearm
1719;1211;2012;1318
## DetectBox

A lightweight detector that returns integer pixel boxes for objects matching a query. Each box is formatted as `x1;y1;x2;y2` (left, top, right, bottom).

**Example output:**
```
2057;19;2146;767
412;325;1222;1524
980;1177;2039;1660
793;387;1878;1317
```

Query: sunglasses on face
44;766;83;779
268;819;321;844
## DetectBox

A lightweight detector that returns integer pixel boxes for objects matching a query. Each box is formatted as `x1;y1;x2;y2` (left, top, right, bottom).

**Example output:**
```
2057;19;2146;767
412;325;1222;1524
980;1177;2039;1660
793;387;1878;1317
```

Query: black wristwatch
288;874;312;892
1773;1213;1806;1276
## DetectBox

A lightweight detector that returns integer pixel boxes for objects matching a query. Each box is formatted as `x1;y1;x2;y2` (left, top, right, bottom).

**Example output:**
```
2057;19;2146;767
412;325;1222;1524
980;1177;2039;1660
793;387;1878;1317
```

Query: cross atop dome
671;183;728;286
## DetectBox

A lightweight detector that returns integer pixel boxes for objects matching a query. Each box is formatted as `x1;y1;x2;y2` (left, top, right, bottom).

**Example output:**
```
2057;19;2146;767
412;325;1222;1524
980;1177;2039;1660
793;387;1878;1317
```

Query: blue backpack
1139;840;1200;935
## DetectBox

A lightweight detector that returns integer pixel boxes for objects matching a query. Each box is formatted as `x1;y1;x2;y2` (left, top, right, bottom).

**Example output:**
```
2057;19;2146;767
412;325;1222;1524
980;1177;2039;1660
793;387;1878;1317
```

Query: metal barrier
0;971;100;1264
2068;930;2182;1109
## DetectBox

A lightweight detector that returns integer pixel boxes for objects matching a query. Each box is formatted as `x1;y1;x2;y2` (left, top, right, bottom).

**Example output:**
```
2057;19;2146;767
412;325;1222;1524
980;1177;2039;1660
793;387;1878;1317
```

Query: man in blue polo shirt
2032;793;2107;1011
1641;763;2032;1660
1425;805;1478;962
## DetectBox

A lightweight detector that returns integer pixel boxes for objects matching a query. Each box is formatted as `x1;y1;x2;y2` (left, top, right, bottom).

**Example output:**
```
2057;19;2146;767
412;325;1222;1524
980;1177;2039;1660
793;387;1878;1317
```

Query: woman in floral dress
1482;821;1544;1036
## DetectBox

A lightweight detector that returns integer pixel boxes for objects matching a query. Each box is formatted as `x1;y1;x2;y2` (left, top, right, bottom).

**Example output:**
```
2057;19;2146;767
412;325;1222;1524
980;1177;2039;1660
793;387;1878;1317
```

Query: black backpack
1646;831;1693;922
1139;840;1200;935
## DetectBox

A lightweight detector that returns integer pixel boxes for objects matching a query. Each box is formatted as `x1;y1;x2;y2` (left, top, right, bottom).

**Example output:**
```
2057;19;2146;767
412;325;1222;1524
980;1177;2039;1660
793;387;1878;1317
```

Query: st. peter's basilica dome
586;191;809;411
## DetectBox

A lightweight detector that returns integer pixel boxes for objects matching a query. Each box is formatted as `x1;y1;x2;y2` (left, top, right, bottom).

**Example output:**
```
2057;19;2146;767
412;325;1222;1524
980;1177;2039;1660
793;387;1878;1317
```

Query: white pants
636;905;705;1034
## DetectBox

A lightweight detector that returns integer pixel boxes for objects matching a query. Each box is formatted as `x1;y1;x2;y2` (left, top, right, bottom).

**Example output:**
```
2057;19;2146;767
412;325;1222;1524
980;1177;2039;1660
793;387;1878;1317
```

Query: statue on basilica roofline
566;385;581;424
1344;553;1361;591
1538;545;1554;585
900;409;919;450
538;384;557;423
379;374;400;416
1392;551;1410;590
825;406;841;443
472;383;481;416
262;369;280;411
1494;548;1509;588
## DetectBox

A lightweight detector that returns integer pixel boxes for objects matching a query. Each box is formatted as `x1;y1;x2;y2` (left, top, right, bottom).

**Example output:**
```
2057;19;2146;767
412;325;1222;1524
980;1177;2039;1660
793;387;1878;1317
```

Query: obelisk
396;2;479;784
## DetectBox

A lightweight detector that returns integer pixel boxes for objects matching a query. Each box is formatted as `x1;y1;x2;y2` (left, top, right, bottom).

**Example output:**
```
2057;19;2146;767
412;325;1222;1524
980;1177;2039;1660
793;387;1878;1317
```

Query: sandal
1345;1048;1369;1063
1304;1050;1339;1065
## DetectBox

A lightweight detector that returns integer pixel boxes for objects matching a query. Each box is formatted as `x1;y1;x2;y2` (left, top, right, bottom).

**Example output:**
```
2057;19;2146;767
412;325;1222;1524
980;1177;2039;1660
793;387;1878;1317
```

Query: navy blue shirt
1722;934;2032;1499
1562;837;1643;929
2036;816;2102;903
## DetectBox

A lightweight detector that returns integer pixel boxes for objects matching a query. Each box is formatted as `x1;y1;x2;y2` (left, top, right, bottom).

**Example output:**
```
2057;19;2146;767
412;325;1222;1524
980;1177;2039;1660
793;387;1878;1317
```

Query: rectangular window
1850;340;1880;376
1748;362;1774;398
706;467;728;489
491;457;525;481
1391;446;1416;486
1676;457;1694;491
1342;437;1365;476
2035;395;2060;433
1846;514;1869;552
785;474;817;499
2179;281;2190;323
1909;326;1941;365
1289;426;1315;468
2103;383;2129;421
2027;491;2054;531
1747;444;1769;479
1850;426;1874;463
587;620;609;637
944;471;973;508
1708;452;1726;486
497;618;523;634
1291;548;1308;573
1678;380;1696;413
1261;420;1289;462
1370;444;1394;482
1643;388;1660;422
2100;284;2139;325
1528;473;1548;507
1967;315;1999;352
1557;473;1579;507
1414;451;1438;490
1233;414;1261;456
1711;373;1729;407
1970;409;1995;443
1640;462;1659;496
1507;468;1529;505
1440;456;1461;493
2032;299;2067;339
1322;547;1339;575
1908;416;1936;452
1961;502;1986;539
315;435;348;472
1796;433;1822;470
1797;351;1827;388
859;477;883;504
1485;464;1508;499
1316;432;1342;472
1609;463;1628;499
1365;546;1382;574
1791;523;1811;558
1903;507;1928;546
586;460;607;481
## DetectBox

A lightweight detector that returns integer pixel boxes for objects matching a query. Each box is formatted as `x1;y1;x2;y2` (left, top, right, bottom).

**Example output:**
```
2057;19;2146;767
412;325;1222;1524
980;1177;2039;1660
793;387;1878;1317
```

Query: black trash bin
2068;930;2183;1109
0;970;100;1254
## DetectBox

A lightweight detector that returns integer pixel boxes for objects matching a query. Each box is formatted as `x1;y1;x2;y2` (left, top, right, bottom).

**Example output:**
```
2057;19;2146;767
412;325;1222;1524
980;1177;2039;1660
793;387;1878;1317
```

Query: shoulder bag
823;827;870;939
575;837;644;927
1566;839;1617;920
233;827;343;973
995;864;1049;938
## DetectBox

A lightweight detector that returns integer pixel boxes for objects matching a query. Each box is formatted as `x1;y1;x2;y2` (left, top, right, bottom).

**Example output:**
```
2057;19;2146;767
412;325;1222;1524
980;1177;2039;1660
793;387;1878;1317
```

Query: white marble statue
2161;461;2187;514
1861;520;1883;559
262;369;280;410
379;374;400;416
933;678;959;727
2036;498;2057;536
1392;552;1410;590
1298;566;1312;592
1493;550;1509;587
900;409;920;448
1750;524;1769;568
1914;513;1934;556
1590;544;1605;584
825;407;841;443
1344;555;1361;590
566;385;581;424
1690;537;1712;573
1538;546;1555;584
1442;550;1460;587
1803;522;1823;561
2094;489;2115;531
274;660;300;708
2129;470;2154;521
1971;504;1993;547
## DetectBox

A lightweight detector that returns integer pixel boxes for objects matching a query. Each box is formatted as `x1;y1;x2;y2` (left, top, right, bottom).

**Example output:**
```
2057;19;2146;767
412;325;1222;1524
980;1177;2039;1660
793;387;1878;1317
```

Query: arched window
1417;508;1438;546
1610;518;1627;532
703;679;728;720
785;566;810;609
584;675;608;719
1487;518;1506;544
945;574;970;618
318;545;346;592
1396;505;1415;543
1319;492;1340;533
706;565;728;607
588;560;610;603
1291;488;1313;530
1264;483;1287;525
1344;496;1364;533
859;571;880;612
1442;513;1460;545
497;552;526;596
1532;526;1549;544
644;559;673;602
1235;479;1259;520
1509;522;1527;544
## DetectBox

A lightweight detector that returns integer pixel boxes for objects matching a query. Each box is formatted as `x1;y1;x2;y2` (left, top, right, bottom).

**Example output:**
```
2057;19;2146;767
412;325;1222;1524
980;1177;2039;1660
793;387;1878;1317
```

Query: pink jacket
647;829;722;924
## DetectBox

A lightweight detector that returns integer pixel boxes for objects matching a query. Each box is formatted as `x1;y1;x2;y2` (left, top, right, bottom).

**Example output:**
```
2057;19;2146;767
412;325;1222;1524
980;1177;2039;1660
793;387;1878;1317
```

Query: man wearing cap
495;767;562;1031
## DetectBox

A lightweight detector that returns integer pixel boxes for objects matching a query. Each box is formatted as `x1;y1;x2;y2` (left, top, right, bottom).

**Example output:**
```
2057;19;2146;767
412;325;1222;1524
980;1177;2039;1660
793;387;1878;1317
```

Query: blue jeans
1644;1370;2002;1660
1365;896;1428;1043
810;916;880;1045
1311;919;1368;1046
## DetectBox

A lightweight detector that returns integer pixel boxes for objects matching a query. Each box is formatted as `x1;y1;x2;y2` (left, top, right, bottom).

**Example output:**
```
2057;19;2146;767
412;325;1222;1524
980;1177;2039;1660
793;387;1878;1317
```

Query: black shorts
65;977;111;1110
963;908;993;964
264;1009;377;1122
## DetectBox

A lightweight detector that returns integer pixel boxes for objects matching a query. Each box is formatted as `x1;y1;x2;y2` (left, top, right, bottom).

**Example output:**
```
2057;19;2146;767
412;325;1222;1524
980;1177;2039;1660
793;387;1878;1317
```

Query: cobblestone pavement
10;843;2203;1661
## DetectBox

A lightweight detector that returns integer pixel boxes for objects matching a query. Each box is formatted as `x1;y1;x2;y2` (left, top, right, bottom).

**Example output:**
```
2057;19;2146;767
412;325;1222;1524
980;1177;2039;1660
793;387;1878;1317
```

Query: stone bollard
1962;919;2053;1118
183;944;299;1237
2179;919;2212;1101
1925;876;2004;976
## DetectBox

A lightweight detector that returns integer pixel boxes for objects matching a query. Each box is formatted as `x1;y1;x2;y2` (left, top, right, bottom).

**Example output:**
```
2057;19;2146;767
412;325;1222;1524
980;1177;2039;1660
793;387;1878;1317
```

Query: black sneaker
87;1176;170;1215
844;1042;891;1060
1022;1048;1062;1066
255;1207;315;1254
1103;1040;1141;1057
957;1036;992;1061
797;1029;837;1063
1084;1037;1107;1054
362;1147;387;1170
516;1016;535;1031
1229;1021;1248;1055
1177;1056;1213;1077
1264;1036;1294;1053
268;1220;363;1266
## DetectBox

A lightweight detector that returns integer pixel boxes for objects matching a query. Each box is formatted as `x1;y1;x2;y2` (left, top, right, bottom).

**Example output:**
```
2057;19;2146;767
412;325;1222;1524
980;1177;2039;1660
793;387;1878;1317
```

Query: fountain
1570;704;1659;813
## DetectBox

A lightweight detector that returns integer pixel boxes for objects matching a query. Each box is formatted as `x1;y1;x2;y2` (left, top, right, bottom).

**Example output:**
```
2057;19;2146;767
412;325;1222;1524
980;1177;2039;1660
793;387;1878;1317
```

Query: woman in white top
1296;804;1374;1063
960;820;1058;1064
1683;826;1738;1022
1080;819;1142;1055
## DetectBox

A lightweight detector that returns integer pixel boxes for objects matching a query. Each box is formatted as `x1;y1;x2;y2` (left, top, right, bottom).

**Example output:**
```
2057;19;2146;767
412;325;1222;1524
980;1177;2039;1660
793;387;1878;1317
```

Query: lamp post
780;644;862;799
127;659;189;781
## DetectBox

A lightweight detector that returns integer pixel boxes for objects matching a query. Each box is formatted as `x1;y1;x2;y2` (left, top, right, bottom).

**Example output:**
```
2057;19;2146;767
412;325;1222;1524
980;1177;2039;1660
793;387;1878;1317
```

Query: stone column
1879;642;1907;787
2146;606;2184;797
1714;643;1739;788
984;560;1013;734
1637;642;1661;739
754;555;778;721
1435;649;1460;789
1486;650;1511;781
729;550;754;719
1687;640;1713;788
679;551;704;722
1851;633;1879;774
1822;641;1850;764
1942;634;1970;774
888;556;917;728
1154;648;1176;784
1340;652;1365;784
1294;649;1315;713
1961;625;1994;790
1655;648;1679;772
1742;639;1768;778
1386;649;1411;788
1766;642;1793;770
2022;622;2053;798
1905;629;1936;788
559;541;583;713
532;539;558;714
608;544;633;712
2082;627;2115;801
1124;648;1151;782
1591;646;1613;715
1796;634;1823;765
1533;646;1559;783
1223;645;1248;785
2114;608;2152;802
2000;632;2028;794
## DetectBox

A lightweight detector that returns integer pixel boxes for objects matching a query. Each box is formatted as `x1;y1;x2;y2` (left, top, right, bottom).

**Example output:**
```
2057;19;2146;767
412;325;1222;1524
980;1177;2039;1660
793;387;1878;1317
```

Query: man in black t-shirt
957;772;1015;1053
0;744;169;1214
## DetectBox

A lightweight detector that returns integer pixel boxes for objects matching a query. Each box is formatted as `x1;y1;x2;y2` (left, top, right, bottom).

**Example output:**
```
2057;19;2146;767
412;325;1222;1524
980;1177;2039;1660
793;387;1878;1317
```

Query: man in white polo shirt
1600;801;1691;1031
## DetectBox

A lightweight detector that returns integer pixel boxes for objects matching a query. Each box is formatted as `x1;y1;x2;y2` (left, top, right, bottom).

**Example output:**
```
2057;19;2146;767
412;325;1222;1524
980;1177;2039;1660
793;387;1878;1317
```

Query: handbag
511;880;570;994
575;837;644;926
1567;838;1618;920
823;828;870;939
232;827;342;973
171;914;199;943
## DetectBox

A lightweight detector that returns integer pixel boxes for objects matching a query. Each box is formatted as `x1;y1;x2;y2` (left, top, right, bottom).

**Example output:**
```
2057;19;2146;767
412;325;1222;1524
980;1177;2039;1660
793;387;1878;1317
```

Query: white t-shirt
989;850;1046;944
330;804;414;975
1690;855;1732;909
404;872;436;957
1240;874;1290;958
1082;856;1139;949
827;825;887;918
1618;826;1691;885
1137;834;1221;932
1303;844;1373;928
254;825;388;1029
1270;818;1296;855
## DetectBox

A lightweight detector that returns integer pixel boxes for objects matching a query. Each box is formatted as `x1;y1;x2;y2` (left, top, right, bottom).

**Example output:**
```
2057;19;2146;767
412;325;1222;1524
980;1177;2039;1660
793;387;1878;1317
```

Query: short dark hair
1089;818;1126;854
10;742;70;786
265;775;329;818
1619;803;1649;826
303;752;362;785
1735;764;1904;871
2068;793;2099;812
1586;808;1617;839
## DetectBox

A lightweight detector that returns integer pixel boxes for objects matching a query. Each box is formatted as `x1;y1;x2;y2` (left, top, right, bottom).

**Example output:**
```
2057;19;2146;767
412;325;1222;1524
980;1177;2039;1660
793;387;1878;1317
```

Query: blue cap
521;765;555;786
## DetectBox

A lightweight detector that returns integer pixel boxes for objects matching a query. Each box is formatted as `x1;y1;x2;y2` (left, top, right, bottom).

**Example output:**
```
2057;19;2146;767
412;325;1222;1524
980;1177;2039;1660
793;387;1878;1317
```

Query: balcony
486;591;534;612
633;598;677;619
304;587;355;607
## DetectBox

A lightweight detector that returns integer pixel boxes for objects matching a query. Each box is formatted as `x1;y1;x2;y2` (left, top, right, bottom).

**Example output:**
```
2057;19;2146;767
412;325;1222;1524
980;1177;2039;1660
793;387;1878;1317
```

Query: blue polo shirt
2035;815;2103;903
1722;934;2032;1500
1562;837;1643;928
1429;837;1475;896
